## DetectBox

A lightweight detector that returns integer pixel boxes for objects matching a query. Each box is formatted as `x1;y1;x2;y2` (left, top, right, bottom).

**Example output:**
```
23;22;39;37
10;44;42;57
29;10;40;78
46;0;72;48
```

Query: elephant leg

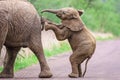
69;48;88;78
45;23;63;34
0;47;20;78
29;39;52;78
3;52;8;68
45;23;69;40
68;54;79;78
44;22;53;31
77;54;88;77
0;26;8;56
78;64;82;77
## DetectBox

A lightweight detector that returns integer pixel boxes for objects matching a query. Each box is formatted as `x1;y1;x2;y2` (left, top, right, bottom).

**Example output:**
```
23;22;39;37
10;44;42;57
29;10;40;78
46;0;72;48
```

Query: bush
29;0;120;36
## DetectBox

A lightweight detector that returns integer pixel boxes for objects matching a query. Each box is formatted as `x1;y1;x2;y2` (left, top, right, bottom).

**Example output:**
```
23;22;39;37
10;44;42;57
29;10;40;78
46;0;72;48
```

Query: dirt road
1;39;120;80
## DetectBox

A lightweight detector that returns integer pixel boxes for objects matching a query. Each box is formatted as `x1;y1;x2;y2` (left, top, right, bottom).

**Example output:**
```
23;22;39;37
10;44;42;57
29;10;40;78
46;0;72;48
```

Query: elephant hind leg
0;47;20;78
0;25;8;56
69;54;80;78
29;38;52;78
75;54;89;78
78;64;82;77
69;49;89;78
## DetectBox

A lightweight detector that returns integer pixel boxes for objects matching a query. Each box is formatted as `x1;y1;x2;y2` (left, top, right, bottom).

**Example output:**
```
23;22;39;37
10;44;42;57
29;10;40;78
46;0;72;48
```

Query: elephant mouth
56;14;61;18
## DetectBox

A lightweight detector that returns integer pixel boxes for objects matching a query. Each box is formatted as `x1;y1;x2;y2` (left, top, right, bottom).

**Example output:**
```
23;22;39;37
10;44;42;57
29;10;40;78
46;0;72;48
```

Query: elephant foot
79;74;82;77
39;70;52;78
0;73;13;78
68;73;79;78
44;22;53;31
45;26;51;31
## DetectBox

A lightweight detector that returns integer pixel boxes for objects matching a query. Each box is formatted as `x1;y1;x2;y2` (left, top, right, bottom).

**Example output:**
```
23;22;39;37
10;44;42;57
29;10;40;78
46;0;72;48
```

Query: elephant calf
41;7;96;78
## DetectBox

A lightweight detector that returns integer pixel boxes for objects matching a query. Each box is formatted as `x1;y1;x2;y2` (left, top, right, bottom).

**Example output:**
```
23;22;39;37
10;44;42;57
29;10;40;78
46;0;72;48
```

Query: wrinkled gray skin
42;7;96;78
0;0;52;78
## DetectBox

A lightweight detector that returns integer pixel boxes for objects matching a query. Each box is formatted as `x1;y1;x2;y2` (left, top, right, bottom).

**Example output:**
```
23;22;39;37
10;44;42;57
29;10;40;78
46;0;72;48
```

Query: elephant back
7;0;39;28
2;0;41;43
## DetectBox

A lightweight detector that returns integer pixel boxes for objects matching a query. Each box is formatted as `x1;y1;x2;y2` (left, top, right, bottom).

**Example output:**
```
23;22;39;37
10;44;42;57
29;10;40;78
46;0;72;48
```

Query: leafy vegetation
44;42;71;57
29;0;120;36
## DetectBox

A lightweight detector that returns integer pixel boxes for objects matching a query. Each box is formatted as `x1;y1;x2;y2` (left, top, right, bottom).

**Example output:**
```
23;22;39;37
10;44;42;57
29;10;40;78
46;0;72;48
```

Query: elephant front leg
45;22;63;31
44;22;56;31
0;47;20;78
44;22;69;41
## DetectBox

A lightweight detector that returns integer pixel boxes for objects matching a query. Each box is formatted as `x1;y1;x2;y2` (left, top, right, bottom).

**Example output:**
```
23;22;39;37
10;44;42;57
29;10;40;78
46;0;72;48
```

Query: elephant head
41;8;84;31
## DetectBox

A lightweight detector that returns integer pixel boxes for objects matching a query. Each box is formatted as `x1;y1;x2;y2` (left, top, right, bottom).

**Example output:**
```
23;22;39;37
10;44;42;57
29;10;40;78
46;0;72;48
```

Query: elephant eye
62;11;66;14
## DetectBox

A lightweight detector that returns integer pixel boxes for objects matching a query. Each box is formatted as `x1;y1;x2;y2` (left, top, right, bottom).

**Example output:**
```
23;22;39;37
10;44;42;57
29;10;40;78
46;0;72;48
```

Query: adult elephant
0;0;52;78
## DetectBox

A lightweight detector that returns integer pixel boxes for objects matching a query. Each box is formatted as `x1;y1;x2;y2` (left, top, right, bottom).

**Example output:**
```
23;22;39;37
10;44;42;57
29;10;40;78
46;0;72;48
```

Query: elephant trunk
41;9;59;14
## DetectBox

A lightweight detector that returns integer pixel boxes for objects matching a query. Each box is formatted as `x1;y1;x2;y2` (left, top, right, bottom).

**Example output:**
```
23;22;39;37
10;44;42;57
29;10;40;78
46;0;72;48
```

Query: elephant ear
78;10;84;16
62;20;84;31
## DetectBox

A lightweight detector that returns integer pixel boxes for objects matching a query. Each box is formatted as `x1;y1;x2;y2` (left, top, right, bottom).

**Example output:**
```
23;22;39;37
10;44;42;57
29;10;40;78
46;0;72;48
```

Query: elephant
0;0;52;78
41;7;96;78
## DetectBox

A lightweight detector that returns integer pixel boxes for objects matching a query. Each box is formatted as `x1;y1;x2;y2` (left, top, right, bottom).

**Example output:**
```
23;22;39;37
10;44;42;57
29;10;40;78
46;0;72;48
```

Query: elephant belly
5;32;30;47
4;40;29;48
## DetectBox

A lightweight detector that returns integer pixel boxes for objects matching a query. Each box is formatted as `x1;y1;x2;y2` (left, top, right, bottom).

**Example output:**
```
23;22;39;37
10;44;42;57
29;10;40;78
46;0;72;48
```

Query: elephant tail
82;57;91;77
40;16;52;31
40;15;54;31
40;16;45;31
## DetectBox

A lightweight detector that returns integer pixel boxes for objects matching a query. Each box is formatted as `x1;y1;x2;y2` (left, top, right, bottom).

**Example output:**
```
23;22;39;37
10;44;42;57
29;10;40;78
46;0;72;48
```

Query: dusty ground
0;39;120;80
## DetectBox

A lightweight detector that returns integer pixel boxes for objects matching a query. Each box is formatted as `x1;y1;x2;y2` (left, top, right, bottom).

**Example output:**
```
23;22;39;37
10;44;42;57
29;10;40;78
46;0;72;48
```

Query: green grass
0;55;38;72
0;42;71;72
44;42;71;57
14;55;38;71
